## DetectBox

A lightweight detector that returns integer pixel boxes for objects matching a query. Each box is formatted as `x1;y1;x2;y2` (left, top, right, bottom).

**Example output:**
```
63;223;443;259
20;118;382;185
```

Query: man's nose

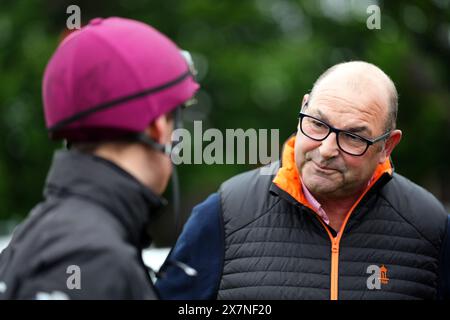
318;132;340;159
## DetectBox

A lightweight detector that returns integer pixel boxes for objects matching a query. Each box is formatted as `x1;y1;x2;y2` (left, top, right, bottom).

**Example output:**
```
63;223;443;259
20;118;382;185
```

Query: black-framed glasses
298;112;391;156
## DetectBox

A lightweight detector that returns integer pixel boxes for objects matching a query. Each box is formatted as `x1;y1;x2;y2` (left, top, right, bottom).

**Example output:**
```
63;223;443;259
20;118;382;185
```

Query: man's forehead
306;104;374;135
311;82;387;118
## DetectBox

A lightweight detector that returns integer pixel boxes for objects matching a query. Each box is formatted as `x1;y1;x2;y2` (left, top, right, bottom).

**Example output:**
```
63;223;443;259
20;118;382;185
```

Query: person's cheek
304;141;320;161
296;142;309;166
342;157;364;180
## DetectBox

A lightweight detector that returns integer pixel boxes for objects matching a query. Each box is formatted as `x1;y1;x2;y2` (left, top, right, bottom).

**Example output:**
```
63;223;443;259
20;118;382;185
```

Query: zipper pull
332;240;339;254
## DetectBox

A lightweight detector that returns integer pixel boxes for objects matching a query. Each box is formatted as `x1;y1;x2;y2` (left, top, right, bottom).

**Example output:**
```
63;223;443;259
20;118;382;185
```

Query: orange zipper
315;216;340;300
330;238;340;300
312;174;387;300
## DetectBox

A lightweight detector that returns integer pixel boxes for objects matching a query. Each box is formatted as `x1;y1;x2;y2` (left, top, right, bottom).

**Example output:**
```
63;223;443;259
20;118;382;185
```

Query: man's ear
145;114;172;145
302;93;309;106
379;129;402;164
301;94;310;109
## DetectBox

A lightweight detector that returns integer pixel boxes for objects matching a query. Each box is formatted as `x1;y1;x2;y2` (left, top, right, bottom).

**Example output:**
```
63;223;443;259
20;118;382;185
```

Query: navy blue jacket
155;193;450;300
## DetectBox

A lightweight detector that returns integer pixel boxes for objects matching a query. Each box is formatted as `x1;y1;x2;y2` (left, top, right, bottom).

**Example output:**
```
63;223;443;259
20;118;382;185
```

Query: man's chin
308;185;339;196
303;176;341;195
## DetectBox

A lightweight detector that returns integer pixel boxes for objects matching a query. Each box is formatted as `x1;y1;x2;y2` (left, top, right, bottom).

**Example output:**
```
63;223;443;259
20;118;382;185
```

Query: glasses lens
338;132;368;155
301;116;330;140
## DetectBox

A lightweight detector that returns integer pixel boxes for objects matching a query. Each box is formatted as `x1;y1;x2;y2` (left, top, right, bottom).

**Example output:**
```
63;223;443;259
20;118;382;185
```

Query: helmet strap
136;106;184;244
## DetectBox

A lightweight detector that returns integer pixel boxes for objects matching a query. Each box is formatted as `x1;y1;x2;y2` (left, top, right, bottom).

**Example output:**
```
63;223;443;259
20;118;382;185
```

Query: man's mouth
311;161;339;174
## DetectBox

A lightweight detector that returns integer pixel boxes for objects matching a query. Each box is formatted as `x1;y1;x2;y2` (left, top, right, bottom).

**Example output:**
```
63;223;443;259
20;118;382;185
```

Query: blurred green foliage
0;0;449;243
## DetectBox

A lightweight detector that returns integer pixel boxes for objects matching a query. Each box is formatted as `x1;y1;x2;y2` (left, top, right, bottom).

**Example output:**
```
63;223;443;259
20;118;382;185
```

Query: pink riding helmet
42;17;199;141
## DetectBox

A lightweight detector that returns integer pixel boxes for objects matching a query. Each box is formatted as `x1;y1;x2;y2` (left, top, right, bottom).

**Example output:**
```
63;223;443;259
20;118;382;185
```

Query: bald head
308;61;398;131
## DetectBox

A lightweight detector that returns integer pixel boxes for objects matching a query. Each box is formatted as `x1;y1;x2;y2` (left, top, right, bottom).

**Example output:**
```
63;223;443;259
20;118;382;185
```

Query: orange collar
272;136;393;211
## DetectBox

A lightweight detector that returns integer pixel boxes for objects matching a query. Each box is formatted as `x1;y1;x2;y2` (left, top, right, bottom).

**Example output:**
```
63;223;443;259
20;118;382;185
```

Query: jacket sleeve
155;193;223;300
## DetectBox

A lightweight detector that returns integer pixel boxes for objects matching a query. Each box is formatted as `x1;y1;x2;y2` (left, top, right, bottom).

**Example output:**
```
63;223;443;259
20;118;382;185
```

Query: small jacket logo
379;265;389;285
366;265;389;290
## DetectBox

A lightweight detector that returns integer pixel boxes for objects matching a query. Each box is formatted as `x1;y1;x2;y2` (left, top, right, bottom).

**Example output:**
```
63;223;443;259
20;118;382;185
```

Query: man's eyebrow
312;110;372;135
344;126;371;135
314;109;329;122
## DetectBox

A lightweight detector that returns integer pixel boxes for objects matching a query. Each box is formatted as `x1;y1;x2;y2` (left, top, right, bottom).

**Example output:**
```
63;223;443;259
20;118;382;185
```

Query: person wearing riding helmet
0;17;199;299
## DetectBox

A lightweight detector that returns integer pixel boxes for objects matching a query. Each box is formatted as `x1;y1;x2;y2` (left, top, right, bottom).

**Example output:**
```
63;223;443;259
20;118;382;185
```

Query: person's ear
145;114;173;145
301;94;310;109
379;129;402;164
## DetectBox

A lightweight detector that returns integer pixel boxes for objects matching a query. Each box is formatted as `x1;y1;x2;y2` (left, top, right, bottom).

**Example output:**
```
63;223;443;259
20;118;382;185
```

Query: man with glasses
156;61;450;300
